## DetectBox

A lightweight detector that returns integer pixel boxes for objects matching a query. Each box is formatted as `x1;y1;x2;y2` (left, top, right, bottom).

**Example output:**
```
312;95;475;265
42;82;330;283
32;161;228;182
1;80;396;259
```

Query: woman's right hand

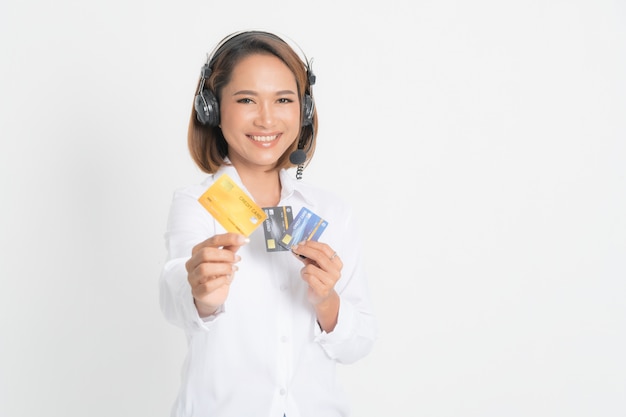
185;233;249;317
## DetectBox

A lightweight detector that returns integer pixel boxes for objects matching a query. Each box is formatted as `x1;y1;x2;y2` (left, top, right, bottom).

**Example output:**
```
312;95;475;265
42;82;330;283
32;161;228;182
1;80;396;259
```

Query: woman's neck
237;167;282;207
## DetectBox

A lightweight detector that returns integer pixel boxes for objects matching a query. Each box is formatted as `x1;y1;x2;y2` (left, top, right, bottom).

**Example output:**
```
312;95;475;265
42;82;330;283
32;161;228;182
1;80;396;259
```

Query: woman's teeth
250;135;278;142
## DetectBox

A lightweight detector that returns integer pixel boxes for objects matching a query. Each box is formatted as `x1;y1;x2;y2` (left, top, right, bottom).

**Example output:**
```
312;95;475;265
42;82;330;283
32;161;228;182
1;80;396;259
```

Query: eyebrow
232;89;297;96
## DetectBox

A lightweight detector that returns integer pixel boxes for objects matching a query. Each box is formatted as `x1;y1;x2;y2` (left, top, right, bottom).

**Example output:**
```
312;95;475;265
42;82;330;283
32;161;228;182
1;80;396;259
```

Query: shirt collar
279;169;315;206
209;164;315;206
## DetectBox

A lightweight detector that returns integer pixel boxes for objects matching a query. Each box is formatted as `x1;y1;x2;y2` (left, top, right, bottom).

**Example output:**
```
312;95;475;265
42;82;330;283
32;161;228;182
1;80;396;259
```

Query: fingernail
238;235;250;245
235;255;241;263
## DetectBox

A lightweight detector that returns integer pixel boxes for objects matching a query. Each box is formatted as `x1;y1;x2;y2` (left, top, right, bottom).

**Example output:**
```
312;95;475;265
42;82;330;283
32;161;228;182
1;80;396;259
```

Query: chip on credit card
278;207;328;250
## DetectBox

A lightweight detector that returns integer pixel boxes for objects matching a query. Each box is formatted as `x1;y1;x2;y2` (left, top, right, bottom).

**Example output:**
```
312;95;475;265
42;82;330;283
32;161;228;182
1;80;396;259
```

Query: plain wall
1;1;625;416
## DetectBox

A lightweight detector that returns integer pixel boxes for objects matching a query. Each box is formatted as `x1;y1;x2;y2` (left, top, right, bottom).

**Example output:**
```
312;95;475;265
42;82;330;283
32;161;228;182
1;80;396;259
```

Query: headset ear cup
302;94;314;127
194;89;220;126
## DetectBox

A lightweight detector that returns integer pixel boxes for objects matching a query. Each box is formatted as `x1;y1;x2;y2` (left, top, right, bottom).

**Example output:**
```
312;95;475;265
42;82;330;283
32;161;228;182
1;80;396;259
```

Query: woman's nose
254;102;275;127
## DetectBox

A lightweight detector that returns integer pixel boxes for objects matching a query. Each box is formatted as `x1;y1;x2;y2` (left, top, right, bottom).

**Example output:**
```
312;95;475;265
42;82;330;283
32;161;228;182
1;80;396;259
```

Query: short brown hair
188;31;318;174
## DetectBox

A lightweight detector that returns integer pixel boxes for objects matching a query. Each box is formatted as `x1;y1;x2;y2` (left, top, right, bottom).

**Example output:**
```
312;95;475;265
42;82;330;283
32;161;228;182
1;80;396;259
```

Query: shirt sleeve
313;207;378;364
159;186;223;332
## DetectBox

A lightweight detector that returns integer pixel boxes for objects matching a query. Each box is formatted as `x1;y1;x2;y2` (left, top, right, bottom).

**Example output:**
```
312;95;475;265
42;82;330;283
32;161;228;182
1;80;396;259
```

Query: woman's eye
237;98;254;104
278;98;294;104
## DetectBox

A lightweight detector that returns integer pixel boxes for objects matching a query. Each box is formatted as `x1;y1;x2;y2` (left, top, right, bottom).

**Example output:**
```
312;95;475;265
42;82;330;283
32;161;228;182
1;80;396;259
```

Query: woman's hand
291;240;342;332
185;233;248;317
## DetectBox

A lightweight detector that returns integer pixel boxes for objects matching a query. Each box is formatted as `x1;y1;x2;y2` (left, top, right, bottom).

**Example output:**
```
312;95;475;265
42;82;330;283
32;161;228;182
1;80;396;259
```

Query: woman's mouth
249;134;279;142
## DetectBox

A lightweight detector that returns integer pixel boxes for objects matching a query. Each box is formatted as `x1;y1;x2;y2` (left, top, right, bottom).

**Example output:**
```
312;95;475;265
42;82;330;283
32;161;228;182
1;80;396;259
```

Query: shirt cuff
199;303;226;323
314;299;357;345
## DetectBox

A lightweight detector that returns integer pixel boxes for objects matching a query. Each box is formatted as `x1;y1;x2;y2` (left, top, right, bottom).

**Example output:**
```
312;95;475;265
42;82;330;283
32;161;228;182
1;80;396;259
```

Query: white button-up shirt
160;165;377;417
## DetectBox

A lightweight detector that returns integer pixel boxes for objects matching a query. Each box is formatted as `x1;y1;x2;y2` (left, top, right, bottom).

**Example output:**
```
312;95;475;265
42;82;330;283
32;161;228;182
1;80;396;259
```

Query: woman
160;30;377;417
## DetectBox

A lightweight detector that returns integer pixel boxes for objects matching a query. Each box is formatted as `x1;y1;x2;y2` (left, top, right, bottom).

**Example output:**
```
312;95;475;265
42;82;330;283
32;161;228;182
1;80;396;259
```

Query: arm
291;210;378;364
160;187;243;330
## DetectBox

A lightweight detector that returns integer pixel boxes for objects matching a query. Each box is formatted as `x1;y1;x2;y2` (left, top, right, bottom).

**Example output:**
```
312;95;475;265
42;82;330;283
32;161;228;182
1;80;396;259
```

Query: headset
193;31;316;178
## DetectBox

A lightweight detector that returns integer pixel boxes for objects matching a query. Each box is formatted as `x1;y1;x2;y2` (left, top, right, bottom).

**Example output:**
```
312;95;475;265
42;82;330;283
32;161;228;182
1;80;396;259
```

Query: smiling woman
3;2;626;417
188;31;318;178
218;53;302;181
159;30;378;417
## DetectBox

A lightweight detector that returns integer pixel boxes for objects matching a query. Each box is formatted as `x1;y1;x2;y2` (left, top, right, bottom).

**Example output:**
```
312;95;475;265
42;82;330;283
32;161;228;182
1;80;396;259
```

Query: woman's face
219;53;301;173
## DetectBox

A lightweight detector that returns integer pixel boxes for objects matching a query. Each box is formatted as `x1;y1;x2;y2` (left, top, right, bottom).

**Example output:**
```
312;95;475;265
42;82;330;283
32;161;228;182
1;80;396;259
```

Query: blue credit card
278;207;328;249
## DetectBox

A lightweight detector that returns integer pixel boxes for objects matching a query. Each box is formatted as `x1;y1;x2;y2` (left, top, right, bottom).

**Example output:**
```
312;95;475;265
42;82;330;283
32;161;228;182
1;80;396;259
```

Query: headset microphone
289;122;314;180
289;149;307;165
289;91;315;166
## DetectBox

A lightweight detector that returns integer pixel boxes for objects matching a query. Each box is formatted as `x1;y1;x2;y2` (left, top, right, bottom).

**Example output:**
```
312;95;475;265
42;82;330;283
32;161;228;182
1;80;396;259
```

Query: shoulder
299;181;348;207
165;175;218;221
282;169;344;204
171;174;218;199
288;176;354;222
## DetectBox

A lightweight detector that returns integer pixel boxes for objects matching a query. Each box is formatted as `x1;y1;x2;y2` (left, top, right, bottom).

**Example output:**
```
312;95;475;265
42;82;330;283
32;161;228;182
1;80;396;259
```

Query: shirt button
279;388;286;396
281;335;288;343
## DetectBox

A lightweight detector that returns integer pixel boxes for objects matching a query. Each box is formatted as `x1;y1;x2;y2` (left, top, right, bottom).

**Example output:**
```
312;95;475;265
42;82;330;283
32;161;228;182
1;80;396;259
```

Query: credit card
278;207;328;249
262;206;293;252
197;173;267;237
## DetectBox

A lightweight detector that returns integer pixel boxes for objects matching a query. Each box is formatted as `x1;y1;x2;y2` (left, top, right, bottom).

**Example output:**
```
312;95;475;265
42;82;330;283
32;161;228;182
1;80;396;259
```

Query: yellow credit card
197;174;267;237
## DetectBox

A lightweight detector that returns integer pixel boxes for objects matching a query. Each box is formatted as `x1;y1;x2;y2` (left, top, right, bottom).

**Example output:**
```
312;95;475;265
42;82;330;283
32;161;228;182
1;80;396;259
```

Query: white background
1;1;625;416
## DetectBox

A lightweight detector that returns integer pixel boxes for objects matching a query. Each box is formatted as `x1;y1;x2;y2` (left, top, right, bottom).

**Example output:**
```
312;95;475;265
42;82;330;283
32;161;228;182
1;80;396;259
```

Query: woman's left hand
291;240;342;306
